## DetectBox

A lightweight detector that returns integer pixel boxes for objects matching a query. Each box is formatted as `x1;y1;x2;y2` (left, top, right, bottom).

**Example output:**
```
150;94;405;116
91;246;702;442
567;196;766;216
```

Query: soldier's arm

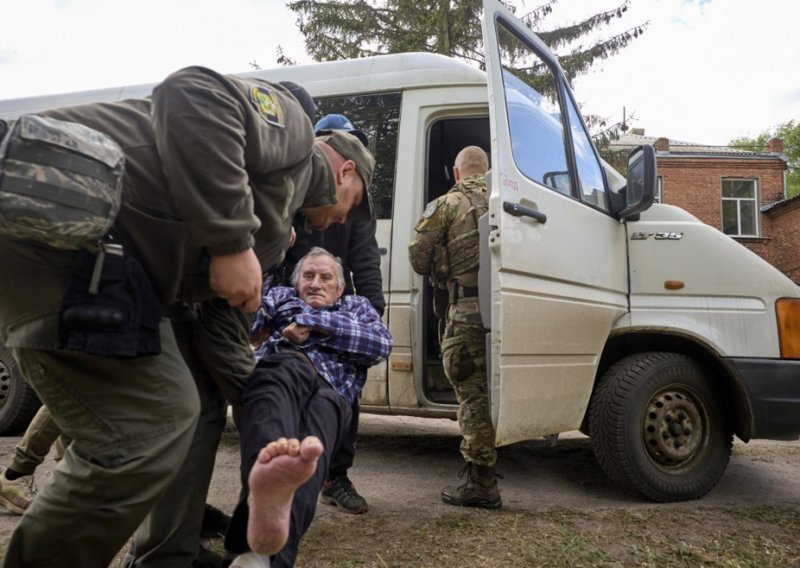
408;195;452;277
151;66;258;257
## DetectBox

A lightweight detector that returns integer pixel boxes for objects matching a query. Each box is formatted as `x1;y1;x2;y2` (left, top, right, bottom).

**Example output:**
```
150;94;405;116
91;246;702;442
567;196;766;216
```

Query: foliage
286;0;647;85
731;120;800;199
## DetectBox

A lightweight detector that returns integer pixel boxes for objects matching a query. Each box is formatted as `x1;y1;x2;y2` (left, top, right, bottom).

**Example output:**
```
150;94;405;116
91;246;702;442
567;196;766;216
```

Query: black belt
459;286;479;298
449;283;479;301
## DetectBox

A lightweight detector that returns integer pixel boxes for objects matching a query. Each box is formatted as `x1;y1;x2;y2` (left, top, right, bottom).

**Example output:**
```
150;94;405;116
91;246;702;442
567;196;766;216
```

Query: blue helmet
314;113;369;147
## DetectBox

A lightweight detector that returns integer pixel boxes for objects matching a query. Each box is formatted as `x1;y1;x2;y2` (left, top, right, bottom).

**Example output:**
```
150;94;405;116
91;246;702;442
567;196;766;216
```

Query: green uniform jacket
0;66;339;349
43;66;337;305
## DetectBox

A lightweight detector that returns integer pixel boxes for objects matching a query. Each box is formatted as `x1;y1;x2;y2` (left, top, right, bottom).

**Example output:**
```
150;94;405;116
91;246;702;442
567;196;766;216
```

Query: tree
286;0;646;85
730;120;800;199
285;1;646;168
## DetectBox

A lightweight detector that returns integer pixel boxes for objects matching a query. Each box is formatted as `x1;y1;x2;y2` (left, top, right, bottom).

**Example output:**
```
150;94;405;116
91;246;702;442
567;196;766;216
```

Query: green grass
294;506;800;567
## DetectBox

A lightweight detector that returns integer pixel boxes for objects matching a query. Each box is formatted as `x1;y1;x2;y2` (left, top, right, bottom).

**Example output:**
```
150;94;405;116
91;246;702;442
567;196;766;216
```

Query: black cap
279;81;316;122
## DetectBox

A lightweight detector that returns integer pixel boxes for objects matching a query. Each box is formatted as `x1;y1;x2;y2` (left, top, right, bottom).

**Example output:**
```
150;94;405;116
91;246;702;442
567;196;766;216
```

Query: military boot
441;463;502;509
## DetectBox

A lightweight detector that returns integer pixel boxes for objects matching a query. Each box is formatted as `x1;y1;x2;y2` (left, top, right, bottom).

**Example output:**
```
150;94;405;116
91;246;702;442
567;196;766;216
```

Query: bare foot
246;436;324;555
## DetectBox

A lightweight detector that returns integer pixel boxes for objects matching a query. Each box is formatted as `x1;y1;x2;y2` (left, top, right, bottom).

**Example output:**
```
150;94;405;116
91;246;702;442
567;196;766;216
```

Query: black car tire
589;351;733;502
0;341;41;435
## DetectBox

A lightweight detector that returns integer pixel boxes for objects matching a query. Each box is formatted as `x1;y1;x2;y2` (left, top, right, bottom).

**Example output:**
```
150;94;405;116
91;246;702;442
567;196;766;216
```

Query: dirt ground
2;414;800;566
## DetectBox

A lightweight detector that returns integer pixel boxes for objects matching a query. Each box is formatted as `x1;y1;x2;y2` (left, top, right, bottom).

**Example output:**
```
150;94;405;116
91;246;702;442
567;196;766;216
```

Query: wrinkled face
304;160;364;231
296;254;344;308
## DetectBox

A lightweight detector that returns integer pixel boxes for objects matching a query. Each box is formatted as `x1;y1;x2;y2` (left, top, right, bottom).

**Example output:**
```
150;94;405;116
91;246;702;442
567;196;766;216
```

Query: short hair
454;145;489;177
290;246;346;290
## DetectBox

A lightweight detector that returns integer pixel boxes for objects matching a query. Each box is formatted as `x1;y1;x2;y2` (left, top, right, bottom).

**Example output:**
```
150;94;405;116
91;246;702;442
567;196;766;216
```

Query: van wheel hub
644;389;703;466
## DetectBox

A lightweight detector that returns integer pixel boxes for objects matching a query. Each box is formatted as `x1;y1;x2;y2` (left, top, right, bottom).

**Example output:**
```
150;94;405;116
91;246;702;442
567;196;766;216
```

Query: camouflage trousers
440;297;496;466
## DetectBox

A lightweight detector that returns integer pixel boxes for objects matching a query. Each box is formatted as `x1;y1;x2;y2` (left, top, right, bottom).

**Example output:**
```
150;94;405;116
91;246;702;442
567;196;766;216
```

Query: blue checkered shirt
251;286;393;404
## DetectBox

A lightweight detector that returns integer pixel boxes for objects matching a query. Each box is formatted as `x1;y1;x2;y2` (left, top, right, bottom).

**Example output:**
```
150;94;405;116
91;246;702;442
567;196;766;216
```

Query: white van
2;0;799;502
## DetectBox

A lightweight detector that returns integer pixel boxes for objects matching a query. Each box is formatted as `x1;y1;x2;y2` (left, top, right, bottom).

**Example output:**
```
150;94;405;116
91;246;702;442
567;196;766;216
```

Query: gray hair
290;246;346;290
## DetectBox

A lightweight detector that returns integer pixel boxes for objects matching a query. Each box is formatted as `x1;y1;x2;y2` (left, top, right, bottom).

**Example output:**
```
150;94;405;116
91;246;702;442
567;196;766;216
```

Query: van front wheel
589;352;732;502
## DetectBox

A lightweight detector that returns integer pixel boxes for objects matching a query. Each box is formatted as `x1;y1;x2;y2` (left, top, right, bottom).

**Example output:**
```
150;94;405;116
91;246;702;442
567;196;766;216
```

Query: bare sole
246;436;323;555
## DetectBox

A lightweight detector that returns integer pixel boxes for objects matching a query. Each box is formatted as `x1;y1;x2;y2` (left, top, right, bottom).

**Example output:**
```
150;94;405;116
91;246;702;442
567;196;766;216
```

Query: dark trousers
328;399;359;479
225;352;351;567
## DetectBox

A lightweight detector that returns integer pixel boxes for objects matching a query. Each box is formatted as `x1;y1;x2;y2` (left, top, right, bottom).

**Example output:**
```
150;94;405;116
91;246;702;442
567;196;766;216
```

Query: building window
721;178;758;237
655;176;663;203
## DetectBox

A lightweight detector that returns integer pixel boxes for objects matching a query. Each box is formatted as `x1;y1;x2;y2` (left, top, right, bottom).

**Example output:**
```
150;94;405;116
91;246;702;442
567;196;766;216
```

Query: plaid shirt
251;286;393;404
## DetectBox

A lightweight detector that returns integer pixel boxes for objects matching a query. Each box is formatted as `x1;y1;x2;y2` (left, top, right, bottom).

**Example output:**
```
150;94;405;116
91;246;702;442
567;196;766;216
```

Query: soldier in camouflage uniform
408;146;501;509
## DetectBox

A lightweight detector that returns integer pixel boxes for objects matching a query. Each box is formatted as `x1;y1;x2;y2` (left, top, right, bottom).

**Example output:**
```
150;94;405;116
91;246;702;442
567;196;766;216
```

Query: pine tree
286;0;647;85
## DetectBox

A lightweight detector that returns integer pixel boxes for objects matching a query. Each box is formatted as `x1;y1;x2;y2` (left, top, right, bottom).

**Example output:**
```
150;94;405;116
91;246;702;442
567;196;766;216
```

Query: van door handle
503;201;547;224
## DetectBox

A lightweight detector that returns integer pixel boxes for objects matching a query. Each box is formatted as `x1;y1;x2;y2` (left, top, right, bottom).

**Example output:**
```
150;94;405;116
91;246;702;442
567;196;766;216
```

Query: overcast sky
2;0;798;146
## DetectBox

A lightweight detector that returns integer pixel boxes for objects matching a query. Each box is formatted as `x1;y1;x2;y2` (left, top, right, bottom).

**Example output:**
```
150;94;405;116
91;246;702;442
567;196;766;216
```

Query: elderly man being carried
225;247;393;568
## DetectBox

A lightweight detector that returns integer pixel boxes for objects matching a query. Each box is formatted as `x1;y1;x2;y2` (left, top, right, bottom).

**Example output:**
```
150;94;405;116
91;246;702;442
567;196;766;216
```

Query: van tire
0;342;41;435
588;351;732;502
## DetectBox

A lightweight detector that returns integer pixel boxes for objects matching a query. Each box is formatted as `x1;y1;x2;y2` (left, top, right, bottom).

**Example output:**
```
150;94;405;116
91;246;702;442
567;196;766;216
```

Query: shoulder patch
250;86;285;127
422;199;440;219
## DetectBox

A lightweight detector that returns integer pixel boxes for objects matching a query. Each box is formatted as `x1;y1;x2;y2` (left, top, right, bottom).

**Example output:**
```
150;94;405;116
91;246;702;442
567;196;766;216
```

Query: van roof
245;52;487;96
0;52;487;120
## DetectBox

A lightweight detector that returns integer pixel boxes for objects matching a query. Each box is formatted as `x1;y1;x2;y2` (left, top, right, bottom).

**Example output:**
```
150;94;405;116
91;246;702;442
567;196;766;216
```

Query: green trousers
2;319;200;568
10;404;70;475
440;297;497;466
124;299;254;568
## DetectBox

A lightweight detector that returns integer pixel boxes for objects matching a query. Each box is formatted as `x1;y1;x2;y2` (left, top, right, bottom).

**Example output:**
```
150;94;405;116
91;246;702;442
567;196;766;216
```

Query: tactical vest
431;176;488;285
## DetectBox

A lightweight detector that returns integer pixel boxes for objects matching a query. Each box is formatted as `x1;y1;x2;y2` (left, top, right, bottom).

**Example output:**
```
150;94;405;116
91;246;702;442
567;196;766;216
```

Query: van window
495;22;608;212
496;26;571;197
315;93;401;220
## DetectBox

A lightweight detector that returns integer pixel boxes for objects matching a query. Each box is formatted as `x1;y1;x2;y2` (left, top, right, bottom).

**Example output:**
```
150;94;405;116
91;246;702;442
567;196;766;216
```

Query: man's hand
209;248;262;313
282;323;312;344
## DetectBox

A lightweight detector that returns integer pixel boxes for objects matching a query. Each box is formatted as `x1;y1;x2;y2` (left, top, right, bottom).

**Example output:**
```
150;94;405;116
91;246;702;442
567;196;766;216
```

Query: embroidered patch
422;199;439;219
250;86;285;127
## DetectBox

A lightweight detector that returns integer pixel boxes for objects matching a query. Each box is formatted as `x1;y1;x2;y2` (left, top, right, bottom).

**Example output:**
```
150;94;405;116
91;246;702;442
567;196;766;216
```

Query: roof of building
606;130;785;160
762;192;800;214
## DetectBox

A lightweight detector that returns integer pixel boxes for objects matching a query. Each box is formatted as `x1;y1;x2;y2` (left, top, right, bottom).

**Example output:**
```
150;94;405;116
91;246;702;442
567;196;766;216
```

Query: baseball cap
316;129;376;221
314;114;369;147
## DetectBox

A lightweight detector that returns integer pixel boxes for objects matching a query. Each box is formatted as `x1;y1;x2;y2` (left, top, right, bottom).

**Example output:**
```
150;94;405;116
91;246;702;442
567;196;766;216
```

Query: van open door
481;0;630;445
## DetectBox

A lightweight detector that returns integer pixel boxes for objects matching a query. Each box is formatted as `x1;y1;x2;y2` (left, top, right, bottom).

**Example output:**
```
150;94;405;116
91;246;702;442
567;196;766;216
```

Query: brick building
610;130;799;283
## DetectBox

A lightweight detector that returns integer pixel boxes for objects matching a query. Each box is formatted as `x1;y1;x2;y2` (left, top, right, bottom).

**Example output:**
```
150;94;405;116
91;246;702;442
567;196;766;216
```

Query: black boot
441;463;502;509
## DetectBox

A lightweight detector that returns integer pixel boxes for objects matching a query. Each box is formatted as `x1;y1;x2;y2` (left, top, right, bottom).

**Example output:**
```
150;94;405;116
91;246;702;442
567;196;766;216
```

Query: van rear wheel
589;352;732;502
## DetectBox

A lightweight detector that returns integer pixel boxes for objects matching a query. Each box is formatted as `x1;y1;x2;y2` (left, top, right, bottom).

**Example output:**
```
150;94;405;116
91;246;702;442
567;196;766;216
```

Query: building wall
657;154;798;282
764;199;800;283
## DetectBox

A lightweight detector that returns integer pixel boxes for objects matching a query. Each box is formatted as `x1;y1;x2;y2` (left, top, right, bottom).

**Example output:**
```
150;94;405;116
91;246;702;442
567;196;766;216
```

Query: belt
459;286;479;298
448;282;480;302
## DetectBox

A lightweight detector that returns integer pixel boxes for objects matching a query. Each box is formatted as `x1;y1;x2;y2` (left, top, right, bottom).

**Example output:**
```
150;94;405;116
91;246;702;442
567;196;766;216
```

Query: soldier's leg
9;404;62;475
441;319;496;466
319;398;368;514
127;303;229;568
52;430;72;462
194;298;255;413
327;398;358;478
3;319;199;568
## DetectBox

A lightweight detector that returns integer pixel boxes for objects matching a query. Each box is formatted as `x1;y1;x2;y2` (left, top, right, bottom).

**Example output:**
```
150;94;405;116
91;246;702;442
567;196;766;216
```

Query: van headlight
776;298;800;359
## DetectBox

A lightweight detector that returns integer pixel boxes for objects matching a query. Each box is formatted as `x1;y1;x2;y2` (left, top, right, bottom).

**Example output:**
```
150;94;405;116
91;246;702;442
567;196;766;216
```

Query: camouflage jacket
408;175;488;288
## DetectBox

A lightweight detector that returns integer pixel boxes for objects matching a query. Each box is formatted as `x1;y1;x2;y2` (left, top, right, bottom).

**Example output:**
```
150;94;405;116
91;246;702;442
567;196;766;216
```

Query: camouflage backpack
0;114;125;250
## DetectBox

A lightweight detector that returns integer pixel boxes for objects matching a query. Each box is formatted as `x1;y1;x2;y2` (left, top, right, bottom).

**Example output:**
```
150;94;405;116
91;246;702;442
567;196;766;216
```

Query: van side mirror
616;145;656;221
